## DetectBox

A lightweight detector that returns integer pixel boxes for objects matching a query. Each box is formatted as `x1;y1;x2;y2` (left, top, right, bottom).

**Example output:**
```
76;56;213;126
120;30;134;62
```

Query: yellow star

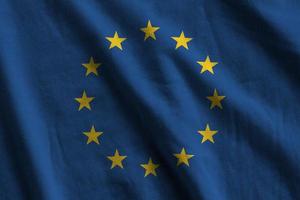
83;126;103;144
140;158;159;177
173;148;194;166
207;89;226;109
171;31;192;49
74;91;95;111
107;149;127;169
105;32;126;50
82;57;101;76
197;56;218;74
140;20;160;41
198;124;218;143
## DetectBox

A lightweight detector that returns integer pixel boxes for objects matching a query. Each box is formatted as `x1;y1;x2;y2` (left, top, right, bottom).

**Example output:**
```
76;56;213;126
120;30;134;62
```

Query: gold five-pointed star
140;158;159;177
198;124;218;143
171;31;192;49
173;148;194;166
140;20;160;41
83;125;103;144
106;32;127;50
75;91;95;111
107;149;127;169
207;89;226;109
82;57;101;76
197;56;218;74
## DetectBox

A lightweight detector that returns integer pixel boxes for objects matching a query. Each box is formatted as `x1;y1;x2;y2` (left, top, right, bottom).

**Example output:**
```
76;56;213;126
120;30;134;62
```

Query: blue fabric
0;0;299;199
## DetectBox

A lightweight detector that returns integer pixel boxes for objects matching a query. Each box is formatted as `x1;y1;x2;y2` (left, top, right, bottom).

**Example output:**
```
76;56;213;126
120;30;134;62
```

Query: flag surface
0;0;300;199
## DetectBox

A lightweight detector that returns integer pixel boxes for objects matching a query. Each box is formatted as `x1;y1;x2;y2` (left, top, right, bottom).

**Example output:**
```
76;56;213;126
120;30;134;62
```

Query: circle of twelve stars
74;20;226;177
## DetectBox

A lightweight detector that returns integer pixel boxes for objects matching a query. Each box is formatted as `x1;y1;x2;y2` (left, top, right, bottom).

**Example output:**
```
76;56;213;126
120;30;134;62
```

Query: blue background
0;0;299;199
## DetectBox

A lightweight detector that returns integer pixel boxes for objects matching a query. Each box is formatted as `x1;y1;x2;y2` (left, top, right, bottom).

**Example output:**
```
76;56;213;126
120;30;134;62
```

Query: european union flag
1;0;300;199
